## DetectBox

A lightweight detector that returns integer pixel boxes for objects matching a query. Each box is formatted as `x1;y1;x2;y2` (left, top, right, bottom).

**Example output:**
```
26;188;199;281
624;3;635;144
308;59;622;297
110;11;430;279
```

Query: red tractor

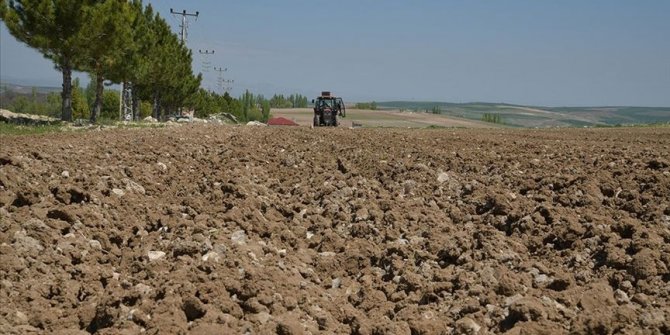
313;91;345;127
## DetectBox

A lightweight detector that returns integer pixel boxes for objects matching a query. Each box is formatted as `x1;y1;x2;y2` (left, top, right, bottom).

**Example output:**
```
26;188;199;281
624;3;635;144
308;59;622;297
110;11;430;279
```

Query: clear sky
1;0;669;106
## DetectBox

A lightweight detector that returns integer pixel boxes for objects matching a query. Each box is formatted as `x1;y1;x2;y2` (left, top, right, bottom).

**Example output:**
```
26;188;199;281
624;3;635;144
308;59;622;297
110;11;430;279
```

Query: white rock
1;279;13;289
306;231;314;239
202;251;221;262
157;162;167;171
13;230;44;254
15;310;28;324
135;283;153;295
61;170;70;178
89;239;102;249
331;277;342;289
319;251;336;257
123;178;146;195
72;220;84;231
437;172;450;183
409;236;424;245
147;250;166;261
504;294;524;307
534;274;551;286
231;230;247;245
614;289;630;304
112;188;125;197
247;252;258;262
355;208;369;221
456;317;481;334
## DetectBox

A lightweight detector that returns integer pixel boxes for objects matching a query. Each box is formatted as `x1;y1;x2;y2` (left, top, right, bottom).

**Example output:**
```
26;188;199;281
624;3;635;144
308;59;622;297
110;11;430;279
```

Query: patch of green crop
0;122;63;136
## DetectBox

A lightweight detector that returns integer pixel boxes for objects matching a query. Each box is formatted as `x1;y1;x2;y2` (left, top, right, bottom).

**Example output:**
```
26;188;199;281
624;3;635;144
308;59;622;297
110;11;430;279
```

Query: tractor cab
312;91;345;127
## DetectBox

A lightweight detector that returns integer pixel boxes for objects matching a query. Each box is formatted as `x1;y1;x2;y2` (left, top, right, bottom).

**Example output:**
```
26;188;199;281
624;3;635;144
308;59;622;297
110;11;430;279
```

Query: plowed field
1;125;669;334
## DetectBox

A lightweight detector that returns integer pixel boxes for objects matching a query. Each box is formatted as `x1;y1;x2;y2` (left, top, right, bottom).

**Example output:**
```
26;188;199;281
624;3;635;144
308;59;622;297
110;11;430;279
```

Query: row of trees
268;94;309;109
187;89;271;123
481;113;504;124
1;0;200;122
1;83;281;123
0;82;134;120
355;101;378;110
1;89;62;116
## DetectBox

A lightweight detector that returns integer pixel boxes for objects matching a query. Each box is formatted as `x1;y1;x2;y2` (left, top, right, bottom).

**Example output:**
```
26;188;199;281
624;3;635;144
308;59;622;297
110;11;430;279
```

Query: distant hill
1;82;59;110
378;101;670;127
0;82;61;94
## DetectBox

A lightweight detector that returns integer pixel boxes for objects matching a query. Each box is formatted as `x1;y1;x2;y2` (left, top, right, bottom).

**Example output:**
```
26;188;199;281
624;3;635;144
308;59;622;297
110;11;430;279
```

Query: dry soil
1;125;669;334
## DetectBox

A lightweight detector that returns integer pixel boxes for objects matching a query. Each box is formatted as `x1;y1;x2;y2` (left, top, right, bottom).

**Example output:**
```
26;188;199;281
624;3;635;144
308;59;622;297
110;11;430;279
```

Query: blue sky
1;0;669;106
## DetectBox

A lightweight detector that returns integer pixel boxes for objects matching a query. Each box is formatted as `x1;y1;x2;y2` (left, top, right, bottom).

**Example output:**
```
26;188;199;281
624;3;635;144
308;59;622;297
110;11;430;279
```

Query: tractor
312;91;345;127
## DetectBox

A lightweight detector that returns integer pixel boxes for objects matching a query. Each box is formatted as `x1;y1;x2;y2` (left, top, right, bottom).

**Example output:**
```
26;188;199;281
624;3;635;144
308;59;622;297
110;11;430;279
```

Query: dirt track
1;125;669;334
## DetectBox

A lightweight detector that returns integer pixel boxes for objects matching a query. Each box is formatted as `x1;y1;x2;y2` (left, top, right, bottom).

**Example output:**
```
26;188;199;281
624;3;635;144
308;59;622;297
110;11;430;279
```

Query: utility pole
222;81;234;94
170;8;199;45
198;49;214;73
214;66;233;94
199;49;215;91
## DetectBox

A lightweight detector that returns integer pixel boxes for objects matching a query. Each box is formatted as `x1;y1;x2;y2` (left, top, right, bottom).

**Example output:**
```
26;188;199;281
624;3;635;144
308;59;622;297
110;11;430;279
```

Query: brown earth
1;125;670;334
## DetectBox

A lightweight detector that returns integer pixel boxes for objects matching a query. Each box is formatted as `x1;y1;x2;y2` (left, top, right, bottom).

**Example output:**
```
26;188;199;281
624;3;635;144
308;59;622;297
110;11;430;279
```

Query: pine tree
113;0;149;121
1;0;95;121
131;10;199;120
78;0;135;123
131;7;167;119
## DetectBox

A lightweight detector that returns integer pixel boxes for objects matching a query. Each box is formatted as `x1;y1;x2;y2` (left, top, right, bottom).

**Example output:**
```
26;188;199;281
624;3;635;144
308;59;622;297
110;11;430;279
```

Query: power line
170;8;199;45
214;66;234;94
198;49;214;73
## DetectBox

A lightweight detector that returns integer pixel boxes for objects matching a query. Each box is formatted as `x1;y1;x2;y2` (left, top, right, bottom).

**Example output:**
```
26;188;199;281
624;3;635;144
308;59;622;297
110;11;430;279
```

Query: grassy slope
378;102;670;127
0;123;64;136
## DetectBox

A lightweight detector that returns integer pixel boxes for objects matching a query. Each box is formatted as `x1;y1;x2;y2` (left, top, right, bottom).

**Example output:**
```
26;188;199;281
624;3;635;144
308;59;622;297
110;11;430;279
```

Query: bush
355;101;377;110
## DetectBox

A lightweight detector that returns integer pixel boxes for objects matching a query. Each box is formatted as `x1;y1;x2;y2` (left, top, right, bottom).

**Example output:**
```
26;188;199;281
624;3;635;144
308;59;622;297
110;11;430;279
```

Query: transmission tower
119;82;133;121
170;8;199;44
